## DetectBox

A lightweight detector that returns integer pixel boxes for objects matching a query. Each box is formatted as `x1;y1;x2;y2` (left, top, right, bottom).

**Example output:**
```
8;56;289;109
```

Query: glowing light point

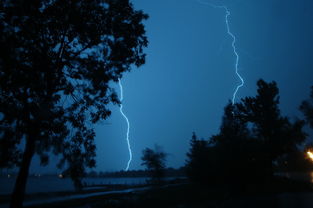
118;78;132;171
307;151;313;162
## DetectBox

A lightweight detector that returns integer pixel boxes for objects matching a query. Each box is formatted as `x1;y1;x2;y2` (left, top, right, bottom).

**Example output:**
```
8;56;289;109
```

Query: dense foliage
0;0;148;207
186;79;308;188
300;86;313;129
141;146;167;184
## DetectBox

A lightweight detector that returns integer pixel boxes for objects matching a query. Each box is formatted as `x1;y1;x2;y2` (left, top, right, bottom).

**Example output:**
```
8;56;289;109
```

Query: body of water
0;176;150;195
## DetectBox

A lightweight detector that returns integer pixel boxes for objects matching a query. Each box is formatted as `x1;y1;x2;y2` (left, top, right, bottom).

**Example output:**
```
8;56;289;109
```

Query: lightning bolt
118;78;132;171
198;1;244;104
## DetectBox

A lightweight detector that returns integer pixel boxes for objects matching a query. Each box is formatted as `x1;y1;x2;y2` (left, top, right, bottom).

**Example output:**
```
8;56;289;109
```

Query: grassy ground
24;184;222;208
0;184;146;205
2;177;313;208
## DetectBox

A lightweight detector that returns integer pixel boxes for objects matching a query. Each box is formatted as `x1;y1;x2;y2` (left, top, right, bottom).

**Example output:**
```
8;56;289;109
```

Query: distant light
7;174;11;178
307;151;313;161
58;174;63;178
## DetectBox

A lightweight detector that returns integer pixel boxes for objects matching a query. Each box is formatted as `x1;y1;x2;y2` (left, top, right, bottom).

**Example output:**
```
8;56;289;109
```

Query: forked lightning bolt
118;2;242;171
118;79;132;171
198;1;244;104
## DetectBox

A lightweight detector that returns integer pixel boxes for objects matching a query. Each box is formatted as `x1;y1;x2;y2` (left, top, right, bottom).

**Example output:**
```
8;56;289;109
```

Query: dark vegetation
1;0;313;207
0;0;148;207
186;80;313;191
141;145;167;184
78;81;312;208
14;180;313;208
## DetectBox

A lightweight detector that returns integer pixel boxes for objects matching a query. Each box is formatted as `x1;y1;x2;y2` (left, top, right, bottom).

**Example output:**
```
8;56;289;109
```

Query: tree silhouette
212;103;254;185
300;86;313;129
141;145;167;184
0;1;148;207
212;102;250;146
237;79;306;177
186;80;308;188
185;132;213;184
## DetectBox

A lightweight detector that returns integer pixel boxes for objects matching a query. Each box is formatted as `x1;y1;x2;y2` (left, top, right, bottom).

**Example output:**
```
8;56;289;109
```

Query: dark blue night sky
31;0;313;173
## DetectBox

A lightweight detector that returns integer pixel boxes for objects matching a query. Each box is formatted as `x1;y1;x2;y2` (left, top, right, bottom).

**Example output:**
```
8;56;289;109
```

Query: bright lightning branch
199;1;244;104
118;79;132;171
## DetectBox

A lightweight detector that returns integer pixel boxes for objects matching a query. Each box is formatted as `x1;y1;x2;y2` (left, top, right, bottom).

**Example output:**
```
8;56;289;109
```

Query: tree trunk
10;138;35;208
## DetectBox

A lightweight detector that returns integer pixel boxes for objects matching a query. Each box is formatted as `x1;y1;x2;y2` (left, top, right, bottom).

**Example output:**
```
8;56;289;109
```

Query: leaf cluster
0;0;148;187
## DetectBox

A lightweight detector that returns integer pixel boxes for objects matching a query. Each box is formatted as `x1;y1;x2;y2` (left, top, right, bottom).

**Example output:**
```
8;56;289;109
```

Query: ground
1;177;313;208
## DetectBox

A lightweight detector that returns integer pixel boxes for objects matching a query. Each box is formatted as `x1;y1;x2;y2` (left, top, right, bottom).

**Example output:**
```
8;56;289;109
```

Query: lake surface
0;176;150;195
3;171;310;195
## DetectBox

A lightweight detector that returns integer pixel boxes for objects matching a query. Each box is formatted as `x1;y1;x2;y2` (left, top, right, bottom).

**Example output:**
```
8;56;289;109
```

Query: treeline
185;79;313;189
86;167;186;178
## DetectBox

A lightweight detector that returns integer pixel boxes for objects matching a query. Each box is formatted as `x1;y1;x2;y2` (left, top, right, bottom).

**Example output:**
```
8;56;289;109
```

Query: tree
211;102;273;187
185;132;213;184
237;79;306;177
213;103;251;182
0;1;148;207
185;80;307;188
141;145;167;184
300;86;313;129
212;102;250;146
